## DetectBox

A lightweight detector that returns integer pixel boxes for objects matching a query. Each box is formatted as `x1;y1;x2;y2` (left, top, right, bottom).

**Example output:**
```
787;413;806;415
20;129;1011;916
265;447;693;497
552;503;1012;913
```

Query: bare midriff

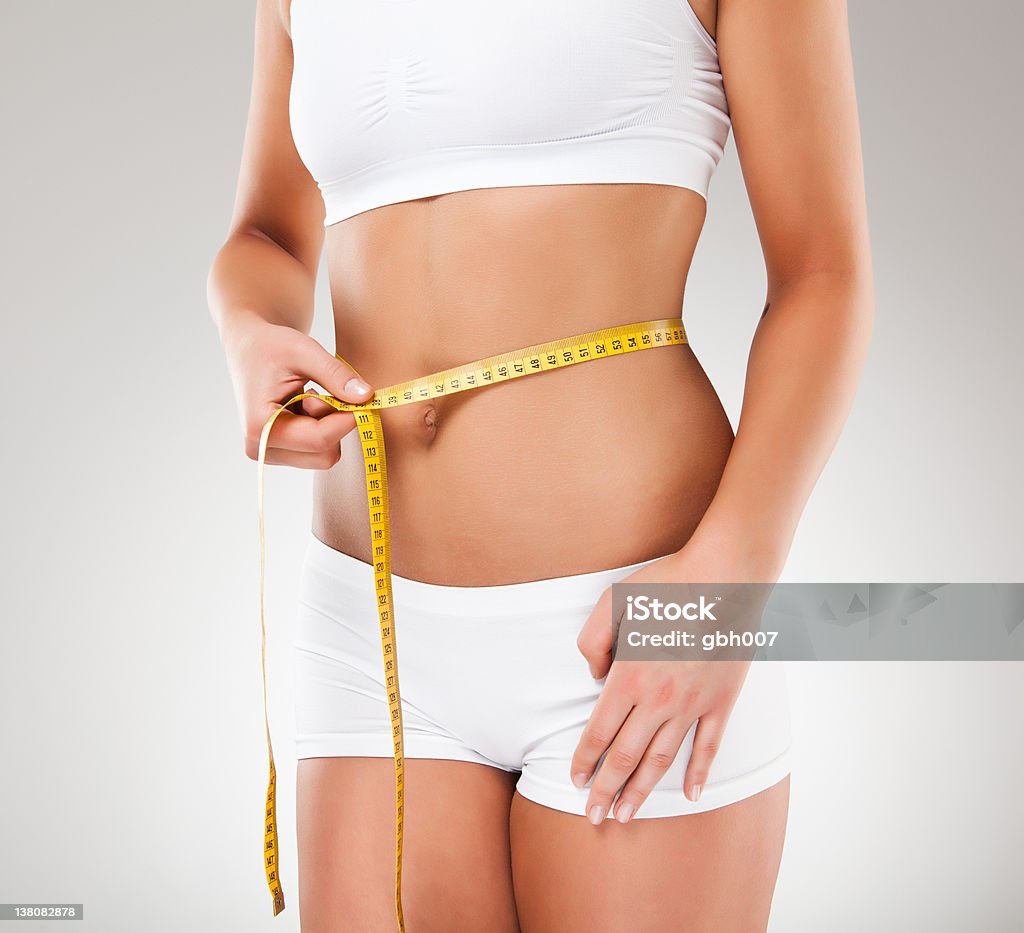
311;182;735;586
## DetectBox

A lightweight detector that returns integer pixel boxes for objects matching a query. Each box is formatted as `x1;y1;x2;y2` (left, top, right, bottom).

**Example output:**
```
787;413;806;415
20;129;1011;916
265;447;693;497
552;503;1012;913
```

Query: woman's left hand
571;528;783;824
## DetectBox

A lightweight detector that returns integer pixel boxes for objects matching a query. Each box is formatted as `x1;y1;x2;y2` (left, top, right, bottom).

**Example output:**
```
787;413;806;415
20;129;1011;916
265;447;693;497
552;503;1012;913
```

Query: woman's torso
294;0;734;585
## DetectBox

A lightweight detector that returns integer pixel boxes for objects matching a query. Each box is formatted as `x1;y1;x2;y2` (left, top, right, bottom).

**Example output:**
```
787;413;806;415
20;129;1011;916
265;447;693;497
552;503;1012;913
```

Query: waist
312;326;735;585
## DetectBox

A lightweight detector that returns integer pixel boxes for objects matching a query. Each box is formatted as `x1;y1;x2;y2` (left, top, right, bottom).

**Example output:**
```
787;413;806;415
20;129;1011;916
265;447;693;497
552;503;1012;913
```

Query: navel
422;404;439;443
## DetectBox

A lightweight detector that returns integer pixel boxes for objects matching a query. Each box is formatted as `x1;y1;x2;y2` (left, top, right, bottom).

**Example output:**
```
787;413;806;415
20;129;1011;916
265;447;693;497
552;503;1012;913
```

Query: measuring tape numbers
255;317;688;928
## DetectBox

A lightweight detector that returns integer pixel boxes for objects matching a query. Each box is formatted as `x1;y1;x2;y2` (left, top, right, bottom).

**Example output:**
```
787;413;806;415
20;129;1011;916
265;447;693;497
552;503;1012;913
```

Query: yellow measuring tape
255;317;688;928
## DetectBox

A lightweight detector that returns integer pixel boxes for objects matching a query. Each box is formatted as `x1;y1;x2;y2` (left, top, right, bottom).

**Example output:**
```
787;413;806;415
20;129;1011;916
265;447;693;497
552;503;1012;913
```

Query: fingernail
571;771;588;788
587;805;605;826
688;784;703;803
616;802;634;823
343;376;371;398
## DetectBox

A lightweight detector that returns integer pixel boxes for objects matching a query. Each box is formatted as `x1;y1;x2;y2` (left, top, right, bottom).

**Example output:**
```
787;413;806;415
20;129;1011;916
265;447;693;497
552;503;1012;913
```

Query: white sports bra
288;0;730;227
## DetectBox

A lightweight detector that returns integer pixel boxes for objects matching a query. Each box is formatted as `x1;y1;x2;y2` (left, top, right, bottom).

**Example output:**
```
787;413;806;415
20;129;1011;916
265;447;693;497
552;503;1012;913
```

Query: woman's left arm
572;0;874;823
693;0;875;569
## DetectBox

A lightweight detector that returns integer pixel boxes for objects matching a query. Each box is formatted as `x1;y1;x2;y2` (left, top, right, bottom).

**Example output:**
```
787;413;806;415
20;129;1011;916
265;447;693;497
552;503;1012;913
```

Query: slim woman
208;0;873;929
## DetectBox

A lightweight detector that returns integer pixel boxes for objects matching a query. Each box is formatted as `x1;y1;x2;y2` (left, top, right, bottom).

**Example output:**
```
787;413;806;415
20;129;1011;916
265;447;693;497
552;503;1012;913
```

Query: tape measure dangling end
265;757;285;915
256;391;327;920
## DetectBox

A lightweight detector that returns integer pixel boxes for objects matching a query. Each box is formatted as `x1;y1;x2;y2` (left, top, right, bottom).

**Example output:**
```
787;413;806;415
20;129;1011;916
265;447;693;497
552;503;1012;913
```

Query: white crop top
288;0;731;227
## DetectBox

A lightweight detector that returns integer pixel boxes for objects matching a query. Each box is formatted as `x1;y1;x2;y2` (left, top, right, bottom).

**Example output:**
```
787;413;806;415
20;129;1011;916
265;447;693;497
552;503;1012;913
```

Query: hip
294;530;794;798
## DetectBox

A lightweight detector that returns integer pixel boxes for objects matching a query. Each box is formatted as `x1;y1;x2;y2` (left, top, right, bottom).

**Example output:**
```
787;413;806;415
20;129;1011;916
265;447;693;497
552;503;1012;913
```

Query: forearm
206;228;317;344
691;269;875;574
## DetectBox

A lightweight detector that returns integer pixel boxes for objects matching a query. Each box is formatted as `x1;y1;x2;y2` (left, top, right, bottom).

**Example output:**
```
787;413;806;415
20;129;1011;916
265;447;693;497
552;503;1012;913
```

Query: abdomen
312;183;734;585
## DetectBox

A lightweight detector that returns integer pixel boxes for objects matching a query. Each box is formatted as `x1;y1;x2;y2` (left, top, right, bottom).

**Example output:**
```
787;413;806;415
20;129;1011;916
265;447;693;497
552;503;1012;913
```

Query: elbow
766;259;875;329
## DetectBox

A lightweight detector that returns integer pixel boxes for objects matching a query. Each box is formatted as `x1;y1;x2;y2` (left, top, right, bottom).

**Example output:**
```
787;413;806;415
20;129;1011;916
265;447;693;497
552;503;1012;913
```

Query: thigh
509;776;790;933
297;756;522;932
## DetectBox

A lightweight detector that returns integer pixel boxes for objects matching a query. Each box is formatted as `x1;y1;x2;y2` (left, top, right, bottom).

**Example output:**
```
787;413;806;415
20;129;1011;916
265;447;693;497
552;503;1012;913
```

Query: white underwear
293;531;793;818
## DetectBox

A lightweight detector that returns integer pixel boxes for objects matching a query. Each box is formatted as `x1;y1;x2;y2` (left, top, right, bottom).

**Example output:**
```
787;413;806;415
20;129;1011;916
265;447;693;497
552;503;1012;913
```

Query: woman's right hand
220;312;375;469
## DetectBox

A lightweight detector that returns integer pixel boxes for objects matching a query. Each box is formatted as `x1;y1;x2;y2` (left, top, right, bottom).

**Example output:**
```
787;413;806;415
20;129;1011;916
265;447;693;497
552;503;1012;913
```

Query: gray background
1;2;1021;930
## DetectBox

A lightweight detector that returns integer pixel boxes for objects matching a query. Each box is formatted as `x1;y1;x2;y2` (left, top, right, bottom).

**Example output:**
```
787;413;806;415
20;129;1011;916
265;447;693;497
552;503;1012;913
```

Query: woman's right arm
207;0;374;469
